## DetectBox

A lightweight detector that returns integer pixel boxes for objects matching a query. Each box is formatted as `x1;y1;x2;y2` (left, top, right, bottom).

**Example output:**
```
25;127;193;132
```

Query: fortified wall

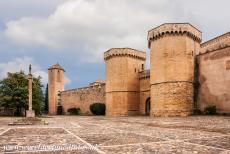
48;23;230;116
200;32;230;54
198;32;230;113
139;70;150;115
60;81;105;115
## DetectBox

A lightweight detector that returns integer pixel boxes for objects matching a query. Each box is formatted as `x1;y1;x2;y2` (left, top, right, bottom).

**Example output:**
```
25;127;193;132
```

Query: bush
67;107;80;115
90;103;106;115
57;105;63;115
204;105;216;115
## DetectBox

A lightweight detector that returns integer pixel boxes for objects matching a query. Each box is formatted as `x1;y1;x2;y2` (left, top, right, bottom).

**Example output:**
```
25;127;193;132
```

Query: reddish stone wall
60;84;105;115
48;24;230;117
198;46;230;113
201;32;230;54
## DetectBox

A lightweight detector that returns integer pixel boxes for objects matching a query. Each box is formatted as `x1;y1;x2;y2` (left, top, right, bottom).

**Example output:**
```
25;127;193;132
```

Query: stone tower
48;63;65;115
104;48;146;116
147;23;201;116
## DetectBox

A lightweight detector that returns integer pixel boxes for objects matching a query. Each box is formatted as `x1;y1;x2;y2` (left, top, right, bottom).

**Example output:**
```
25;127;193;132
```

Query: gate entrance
145;97;150;116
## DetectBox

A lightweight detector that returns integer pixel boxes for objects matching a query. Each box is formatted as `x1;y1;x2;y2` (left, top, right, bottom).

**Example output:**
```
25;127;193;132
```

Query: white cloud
65;76;71;85
33;70;48;85
0;0;66;20
0;57;71;85
4;0;184;63
4;0;230;64
0;57;46;83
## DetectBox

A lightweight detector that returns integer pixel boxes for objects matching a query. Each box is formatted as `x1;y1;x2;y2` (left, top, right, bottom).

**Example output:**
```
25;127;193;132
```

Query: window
57;70;61;82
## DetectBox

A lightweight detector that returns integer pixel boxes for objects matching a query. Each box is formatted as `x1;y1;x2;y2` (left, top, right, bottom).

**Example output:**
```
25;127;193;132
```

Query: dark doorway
145;97;150;116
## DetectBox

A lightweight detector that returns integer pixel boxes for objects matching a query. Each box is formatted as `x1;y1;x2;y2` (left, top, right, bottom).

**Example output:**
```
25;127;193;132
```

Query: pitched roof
48;63;65;71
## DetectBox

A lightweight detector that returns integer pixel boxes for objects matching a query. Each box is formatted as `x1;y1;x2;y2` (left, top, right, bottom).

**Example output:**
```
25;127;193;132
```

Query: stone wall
60;84;105;115
48;23;230;117
198;34;230;113
139;70;150;115
201;32;230;54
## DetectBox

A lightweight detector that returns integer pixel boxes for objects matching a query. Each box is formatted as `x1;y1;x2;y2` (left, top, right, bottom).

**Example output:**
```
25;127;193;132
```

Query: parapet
200;32;230;54
61;83;105;94
139;70;150;80
147;23;202;48
104;48;146;61
89;79;105;86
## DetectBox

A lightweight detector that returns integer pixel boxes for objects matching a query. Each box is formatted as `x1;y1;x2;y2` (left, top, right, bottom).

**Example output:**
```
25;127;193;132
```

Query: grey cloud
0;0;65;21
3;0;230;63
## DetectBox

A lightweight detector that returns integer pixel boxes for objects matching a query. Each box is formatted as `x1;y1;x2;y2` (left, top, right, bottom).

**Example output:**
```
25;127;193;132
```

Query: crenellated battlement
147;23;202;48
200;32;230;54
104;48;146;61
47;22;230;117
61;83;105;94
104;47;145;116
139;70;150;80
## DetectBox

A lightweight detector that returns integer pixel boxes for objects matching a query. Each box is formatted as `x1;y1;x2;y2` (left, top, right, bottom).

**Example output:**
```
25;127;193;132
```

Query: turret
48;63;65;115
148;23;202;116
104;48;146;116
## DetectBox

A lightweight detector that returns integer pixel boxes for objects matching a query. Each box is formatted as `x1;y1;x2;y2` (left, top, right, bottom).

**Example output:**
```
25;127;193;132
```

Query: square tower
48;63;65;115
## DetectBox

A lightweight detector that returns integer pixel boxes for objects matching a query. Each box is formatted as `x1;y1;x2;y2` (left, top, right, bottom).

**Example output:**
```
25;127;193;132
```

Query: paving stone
100;141;224;154
187;136;230;150
2;128;67;136
0;129;4;134
79;132;165;146
0;116;229;153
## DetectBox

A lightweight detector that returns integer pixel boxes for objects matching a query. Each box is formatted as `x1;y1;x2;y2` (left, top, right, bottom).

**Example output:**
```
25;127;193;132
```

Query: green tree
44;84;49;114
0;71;44;116
90;103;106;115
32;76;44;115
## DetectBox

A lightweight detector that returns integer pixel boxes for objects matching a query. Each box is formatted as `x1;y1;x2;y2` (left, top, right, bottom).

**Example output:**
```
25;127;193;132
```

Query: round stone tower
104;48;146;116
48;63;65;115
147;23;202;116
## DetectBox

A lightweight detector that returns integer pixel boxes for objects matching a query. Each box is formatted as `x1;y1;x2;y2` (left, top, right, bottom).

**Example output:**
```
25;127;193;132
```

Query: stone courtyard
0;116;229;153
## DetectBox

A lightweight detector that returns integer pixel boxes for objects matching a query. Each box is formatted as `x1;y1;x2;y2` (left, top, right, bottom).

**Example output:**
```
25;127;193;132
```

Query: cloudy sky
0;0;229;89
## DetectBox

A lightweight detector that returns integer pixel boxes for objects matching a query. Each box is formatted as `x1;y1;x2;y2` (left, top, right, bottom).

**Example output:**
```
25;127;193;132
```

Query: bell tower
48;63;65;115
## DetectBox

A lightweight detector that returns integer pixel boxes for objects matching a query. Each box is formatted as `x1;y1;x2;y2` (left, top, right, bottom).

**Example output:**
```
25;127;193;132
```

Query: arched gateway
145;97;150;116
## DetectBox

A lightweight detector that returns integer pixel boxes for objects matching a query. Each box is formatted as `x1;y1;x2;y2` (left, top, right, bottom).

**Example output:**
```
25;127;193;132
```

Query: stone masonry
198;32;230;113
147;23;202;117
139;70;150;115
60;81;105;115
104;48;146;116
48;63;65;115
48;23;230;116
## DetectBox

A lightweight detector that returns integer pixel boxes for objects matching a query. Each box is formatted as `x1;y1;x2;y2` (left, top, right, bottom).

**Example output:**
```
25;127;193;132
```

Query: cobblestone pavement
0;116;230;154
